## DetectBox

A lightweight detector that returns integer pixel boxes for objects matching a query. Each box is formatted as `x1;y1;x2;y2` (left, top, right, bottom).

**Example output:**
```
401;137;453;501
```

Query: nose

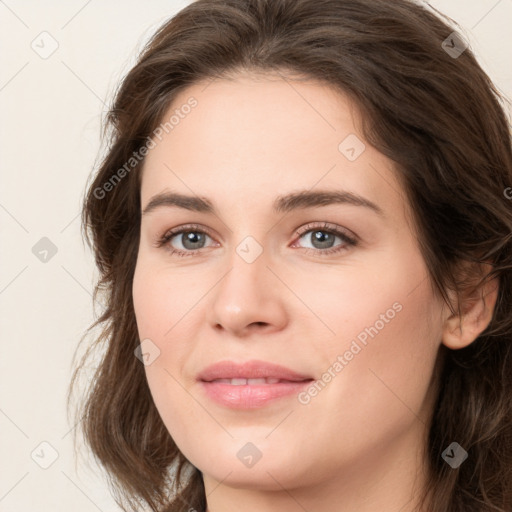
208;249;288;338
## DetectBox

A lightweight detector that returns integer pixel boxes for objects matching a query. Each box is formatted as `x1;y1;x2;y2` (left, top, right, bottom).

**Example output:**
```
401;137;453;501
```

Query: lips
209;378;283;385
197;360;313;383
197;360;314;409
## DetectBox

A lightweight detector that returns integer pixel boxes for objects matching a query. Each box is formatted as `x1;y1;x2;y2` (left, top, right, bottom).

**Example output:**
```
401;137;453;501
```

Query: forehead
151;73;361;159
139;73;406;222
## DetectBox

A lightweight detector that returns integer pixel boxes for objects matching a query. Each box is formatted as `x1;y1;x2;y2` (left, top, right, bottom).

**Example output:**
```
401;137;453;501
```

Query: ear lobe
442;271;499;350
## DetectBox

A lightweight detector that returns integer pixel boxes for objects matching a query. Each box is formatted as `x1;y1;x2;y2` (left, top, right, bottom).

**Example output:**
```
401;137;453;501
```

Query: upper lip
197;360;313;382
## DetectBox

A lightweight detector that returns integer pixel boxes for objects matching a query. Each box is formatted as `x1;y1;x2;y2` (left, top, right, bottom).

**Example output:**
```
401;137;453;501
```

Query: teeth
212;378;283;385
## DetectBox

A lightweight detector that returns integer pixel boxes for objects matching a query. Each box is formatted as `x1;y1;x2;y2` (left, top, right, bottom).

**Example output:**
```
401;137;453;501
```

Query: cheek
303;243;441;400
132;262;183;382
315;257;442;431
132;263;202;449
132;258;200;340
287;250;433;355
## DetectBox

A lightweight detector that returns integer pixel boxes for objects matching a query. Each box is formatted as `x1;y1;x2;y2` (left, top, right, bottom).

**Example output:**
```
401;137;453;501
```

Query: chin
201;463;306;491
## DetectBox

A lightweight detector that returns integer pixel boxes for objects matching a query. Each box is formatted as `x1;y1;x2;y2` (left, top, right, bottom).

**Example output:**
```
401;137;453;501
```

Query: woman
69;0;512;511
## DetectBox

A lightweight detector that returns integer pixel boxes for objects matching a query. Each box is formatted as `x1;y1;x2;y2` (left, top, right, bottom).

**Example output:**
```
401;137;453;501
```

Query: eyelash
155;222;358;258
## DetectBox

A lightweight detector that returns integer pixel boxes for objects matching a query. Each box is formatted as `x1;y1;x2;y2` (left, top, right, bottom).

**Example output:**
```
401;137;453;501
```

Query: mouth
197;360;314;409
197;359;313;382
207;378;297;385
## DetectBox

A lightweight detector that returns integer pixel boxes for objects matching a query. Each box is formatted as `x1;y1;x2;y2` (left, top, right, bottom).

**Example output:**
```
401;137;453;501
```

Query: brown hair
68;1;512;511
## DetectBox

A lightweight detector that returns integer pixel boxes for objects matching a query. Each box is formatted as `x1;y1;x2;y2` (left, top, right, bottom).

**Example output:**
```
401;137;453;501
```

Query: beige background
1;1;511;510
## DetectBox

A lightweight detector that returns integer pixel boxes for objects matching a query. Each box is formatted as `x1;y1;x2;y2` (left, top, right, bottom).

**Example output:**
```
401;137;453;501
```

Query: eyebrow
141;189;384;217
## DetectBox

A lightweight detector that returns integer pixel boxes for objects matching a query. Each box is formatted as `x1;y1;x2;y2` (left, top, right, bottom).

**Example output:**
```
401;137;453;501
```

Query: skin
132;72;498;512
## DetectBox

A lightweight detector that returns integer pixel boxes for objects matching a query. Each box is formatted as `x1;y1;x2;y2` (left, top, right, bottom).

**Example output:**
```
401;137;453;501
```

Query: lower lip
199;380;313;409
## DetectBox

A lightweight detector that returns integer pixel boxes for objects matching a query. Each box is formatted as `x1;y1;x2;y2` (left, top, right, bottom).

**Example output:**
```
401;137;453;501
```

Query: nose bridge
208;234;286;335
218;237;270;309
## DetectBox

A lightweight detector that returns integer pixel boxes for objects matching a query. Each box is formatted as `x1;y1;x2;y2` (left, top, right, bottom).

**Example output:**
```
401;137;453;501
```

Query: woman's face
132;73;447;496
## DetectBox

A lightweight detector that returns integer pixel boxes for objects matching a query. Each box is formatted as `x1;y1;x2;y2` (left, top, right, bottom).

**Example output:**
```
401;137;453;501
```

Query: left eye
169;230;213;251
297;230;339;249
292;224;357;254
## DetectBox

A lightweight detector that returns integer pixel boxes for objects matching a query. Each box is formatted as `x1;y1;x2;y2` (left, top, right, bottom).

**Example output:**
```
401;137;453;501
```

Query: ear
442;264;499;350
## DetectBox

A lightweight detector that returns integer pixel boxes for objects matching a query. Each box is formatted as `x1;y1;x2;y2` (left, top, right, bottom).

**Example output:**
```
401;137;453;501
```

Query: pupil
183;232;205;249
312;231;334;249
